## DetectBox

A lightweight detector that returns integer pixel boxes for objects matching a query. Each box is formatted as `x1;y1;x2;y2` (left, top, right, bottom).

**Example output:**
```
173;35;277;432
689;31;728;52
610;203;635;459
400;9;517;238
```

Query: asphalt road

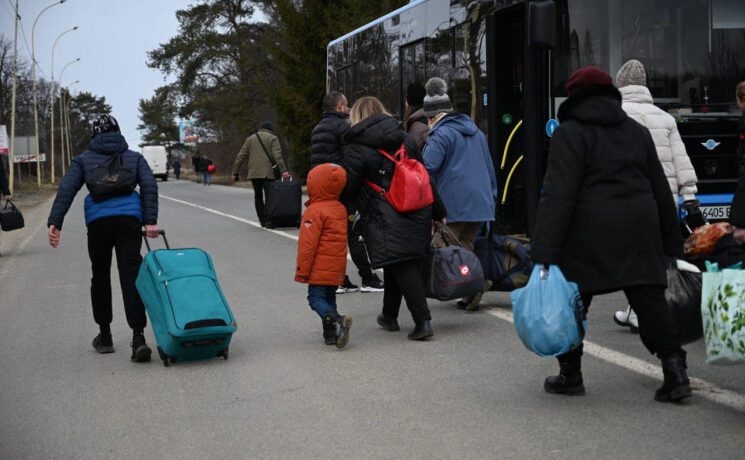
1;179;743;459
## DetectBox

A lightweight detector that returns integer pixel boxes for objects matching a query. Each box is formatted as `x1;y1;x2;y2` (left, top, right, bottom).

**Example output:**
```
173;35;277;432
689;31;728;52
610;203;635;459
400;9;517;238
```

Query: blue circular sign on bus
545;119;559;137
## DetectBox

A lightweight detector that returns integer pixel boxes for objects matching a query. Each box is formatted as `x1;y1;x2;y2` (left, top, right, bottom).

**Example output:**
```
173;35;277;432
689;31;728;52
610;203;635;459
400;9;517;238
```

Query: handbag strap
434;222;465;248
255;130;278;169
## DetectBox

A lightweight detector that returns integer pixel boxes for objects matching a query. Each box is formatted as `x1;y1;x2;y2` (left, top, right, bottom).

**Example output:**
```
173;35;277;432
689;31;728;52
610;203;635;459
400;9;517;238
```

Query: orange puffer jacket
295;163;348;286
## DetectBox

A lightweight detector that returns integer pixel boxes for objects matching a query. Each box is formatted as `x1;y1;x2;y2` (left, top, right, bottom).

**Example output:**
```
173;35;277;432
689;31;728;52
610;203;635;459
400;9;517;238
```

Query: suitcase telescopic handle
142;229;170;252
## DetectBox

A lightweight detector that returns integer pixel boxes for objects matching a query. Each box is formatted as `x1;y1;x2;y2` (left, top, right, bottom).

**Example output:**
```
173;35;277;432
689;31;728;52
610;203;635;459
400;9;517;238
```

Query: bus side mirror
528;0;555;50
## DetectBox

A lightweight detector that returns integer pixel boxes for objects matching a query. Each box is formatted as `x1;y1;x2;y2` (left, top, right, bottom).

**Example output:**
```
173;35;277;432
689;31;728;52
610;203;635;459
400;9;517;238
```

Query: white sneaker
613;306;639;333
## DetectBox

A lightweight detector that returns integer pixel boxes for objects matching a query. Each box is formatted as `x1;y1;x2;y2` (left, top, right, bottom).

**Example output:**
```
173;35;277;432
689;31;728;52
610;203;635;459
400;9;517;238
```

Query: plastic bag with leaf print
701;261;745;364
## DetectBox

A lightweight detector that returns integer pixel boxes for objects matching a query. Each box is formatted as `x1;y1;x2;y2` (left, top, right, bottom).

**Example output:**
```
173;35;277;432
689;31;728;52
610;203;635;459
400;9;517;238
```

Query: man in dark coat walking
310;91;383;293
531;67;691;403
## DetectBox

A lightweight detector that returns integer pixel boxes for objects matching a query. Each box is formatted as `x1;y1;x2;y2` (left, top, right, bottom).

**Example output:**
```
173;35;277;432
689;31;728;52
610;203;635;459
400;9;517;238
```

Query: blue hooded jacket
423;114;497;223
47;132;158;229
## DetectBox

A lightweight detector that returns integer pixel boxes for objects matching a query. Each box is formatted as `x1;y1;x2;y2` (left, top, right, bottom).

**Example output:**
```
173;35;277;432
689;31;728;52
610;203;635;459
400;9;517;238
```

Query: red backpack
365;143;434;213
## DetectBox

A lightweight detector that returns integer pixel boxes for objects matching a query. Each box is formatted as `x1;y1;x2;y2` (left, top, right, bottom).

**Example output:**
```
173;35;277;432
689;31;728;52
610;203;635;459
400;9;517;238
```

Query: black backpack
86;153;137;203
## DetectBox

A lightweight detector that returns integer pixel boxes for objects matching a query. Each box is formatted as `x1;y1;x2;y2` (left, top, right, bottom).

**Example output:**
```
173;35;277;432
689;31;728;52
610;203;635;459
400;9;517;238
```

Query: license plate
701;205;730;220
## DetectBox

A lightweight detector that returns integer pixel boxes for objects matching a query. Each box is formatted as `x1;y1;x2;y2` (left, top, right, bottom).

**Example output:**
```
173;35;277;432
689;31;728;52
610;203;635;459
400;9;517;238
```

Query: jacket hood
87;132;129;155
558;85;627;126
344;113;405;152
306;163;347;204
431;113;478;136
619;85;654;104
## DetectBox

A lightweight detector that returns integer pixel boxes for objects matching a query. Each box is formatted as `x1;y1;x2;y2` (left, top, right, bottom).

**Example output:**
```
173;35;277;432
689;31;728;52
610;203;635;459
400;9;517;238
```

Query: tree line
0;36;112;181
139;0;406;179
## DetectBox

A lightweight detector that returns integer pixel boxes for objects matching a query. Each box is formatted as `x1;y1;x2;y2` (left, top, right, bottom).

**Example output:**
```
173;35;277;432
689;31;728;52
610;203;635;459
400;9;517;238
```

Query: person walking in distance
310;91;383;293
295;163;353;348
232;121;290;227
172;158;181;180
531;67;691;402
612;59;699;332
47;114;159;362
199;156;213;186
192;151;202;183
421;77;498;311
342;97;447;341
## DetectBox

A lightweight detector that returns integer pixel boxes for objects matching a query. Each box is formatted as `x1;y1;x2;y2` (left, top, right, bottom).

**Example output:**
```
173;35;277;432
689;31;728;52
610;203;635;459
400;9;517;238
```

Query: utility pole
8;0;20;193
50;26;78;183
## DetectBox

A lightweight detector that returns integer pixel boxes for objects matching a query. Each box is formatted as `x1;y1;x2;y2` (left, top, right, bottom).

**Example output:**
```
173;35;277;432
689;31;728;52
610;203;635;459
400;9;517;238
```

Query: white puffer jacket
619;85;698;203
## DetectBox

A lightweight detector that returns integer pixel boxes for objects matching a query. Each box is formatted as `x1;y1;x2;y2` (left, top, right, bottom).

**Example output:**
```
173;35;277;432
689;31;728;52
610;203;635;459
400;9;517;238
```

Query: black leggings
87;216;147;331
567;286;683;360
382;259;431;324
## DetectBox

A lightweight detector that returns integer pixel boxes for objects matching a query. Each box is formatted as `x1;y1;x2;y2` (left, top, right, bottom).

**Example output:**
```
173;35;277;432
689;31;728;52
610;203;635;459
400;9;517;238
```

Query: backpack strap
365;143;407;194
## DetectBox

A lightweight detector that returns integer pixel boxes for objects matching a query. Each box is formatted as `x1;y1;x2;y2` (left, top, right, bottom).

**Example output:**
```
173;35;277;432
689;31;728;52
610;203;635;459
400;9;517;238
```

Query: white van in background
141;145;169;181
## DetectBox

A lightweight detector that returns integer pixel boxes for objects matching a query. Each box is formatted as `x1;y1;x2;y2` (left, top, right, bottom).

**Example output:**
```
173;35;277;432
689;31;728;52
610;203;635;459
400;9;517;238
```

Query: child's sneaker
322;317;338;345
335;315;353;349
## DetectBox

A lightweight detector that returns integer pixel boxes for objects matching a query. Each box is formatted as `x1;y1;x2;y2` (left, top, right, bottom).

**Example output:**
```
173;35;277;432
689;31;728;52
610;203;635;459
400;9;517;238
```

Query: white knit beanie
423;77;454;117
615;59;647;88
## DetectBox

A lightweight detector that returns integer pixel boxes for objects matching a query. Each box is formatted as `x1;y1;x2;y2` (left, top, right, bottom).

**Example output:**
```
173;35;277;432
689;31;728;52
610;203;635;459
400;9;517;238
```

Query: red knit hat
566;66;613;97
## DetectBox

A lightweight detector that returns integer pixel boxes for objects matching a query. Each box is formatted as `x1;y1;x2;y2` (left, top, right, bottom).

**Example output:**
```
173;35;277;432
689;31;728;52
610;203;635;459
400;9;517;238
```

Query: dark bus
327;0;745;235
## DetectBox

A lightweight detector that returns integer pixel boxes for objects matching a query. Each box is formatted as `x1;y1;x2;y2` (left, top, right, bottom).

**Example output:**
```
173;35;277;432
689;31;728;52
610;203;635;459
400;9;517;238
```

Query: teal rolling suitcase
135;231;237;366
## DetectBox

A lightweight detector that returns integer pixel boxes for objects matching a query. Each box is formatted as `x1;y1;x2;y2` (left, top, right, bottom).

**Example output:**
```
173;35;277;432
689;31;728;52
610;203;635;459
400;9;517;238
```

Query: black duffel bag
0;200;25;231
426;223;485;301
86;153;137;203
665;257;703;345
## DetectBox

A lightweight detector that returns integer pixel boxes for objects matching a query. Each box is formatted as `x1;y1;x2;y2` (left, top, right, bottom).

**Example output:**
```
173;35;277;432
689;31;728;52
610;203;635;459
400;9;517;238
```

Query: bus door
487;5;526;235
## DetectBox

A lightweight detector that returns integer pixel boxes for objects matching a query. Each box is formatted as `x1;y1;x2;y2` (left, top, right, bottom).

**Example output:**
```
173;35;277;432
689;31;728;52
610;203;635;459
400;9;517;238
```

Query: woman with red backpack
342;96;446;340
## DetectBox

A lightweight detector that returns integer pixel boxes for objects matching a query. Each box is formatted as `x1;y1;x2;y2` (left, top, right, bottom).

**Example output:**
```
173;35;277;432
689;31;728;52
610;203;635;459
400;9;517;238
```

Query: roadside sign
545;119;559;137
0;125;8;154
13;153;47;163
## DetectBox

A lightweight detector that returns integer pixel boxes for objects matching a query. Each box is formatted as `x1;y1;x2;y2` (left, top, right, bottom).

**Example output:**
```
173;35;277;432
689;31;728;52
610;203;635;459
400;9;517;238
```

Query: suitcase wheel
158;347;172;367
219;348;229;360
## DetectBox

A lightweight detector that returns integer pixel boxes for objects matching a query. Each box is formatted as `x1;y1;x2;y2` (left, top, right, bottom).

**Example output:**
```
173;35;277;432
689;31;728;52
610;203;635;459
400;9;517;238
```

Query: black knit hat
258;121;275;131
406;82;426;107
91;114;120;137
423;77;454;117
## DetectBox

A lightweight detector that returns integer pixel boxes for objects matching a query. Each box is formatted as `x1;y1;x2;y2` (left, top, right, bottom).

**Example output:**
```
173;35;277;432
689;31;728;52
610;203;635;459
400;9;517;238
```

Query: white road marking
162;192;745;413
485;307;745;413
160;194;299;241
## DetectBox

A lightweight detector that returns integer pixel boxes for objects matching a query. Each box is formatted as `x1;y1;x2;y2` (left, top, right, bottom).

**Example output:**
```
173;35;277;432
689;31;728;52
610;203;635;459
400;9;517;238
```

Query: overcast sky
1;0;184;147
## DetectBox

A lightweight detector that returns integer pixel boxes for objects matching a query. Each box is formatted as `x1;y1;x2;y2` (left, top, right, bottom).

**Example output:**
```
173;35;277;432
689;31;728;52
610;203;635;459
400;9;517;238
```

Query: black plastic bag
664;258;703;345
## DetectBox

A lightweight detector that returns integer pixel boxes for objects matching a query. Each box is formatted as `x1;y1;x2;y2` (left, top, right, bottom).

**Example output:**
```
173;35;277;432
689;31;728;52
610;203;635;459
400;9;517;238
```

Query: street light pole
50;25;78;184
8;0;20;194
32;0;66;187
59;80;78;174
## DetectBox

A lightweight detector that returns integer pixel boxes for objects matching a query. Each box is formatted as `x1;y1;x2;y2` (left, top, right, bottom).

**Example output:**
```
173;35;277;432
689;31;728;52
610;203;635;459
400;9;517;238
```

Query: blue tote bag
510;265;586;357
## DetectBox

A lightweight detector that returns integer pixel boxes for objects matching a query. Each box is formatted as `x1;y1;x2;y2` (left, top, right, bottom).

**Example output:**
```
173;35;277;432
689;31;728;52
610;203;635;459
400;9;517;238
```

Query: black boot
655;352;692;402
408;320;433;341
544;346;585;395
131;333;152;362
335;315;353;349
322;317;337;345
92;332;114;354
376;314;400;332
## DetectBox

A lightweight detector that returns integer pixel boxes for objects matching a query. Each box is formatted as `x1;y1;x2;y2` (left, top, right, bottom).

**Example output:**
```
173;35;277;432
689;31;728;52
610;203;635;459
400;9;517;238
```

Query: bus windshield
554;0;745;115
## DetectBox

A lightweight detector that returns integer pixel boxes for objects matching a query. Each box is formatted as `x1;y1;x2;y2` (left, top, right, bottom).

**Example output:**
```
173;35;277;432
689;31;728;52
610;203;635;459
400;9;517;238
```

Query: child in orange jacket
295;163;353;348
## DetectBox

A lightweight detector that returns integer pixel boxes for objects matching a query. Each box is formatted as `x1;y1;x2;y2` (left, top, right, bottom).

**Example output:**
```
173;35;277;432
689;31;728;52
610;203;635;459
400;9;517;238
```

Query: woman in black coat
531;67;690;403
729;81;745;242
342;96;446;340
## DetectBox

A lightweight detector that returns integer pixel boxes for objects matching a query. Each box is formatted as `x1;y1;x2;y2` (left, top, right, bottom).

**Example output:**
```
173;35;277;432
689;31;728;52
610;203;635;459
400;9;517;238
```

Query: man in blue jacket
47;114;159;362
422;77;498;310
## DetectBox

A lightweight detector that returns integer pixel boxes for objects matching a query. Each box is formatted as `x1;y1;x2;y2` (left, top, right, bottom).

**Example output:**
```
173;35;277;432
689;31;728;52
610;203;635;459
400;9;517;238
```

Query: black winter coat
342;114;445;269
47;132;159;229
731;114;745;226
310;111;350;168
531;86;682;294
0;155;9;196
